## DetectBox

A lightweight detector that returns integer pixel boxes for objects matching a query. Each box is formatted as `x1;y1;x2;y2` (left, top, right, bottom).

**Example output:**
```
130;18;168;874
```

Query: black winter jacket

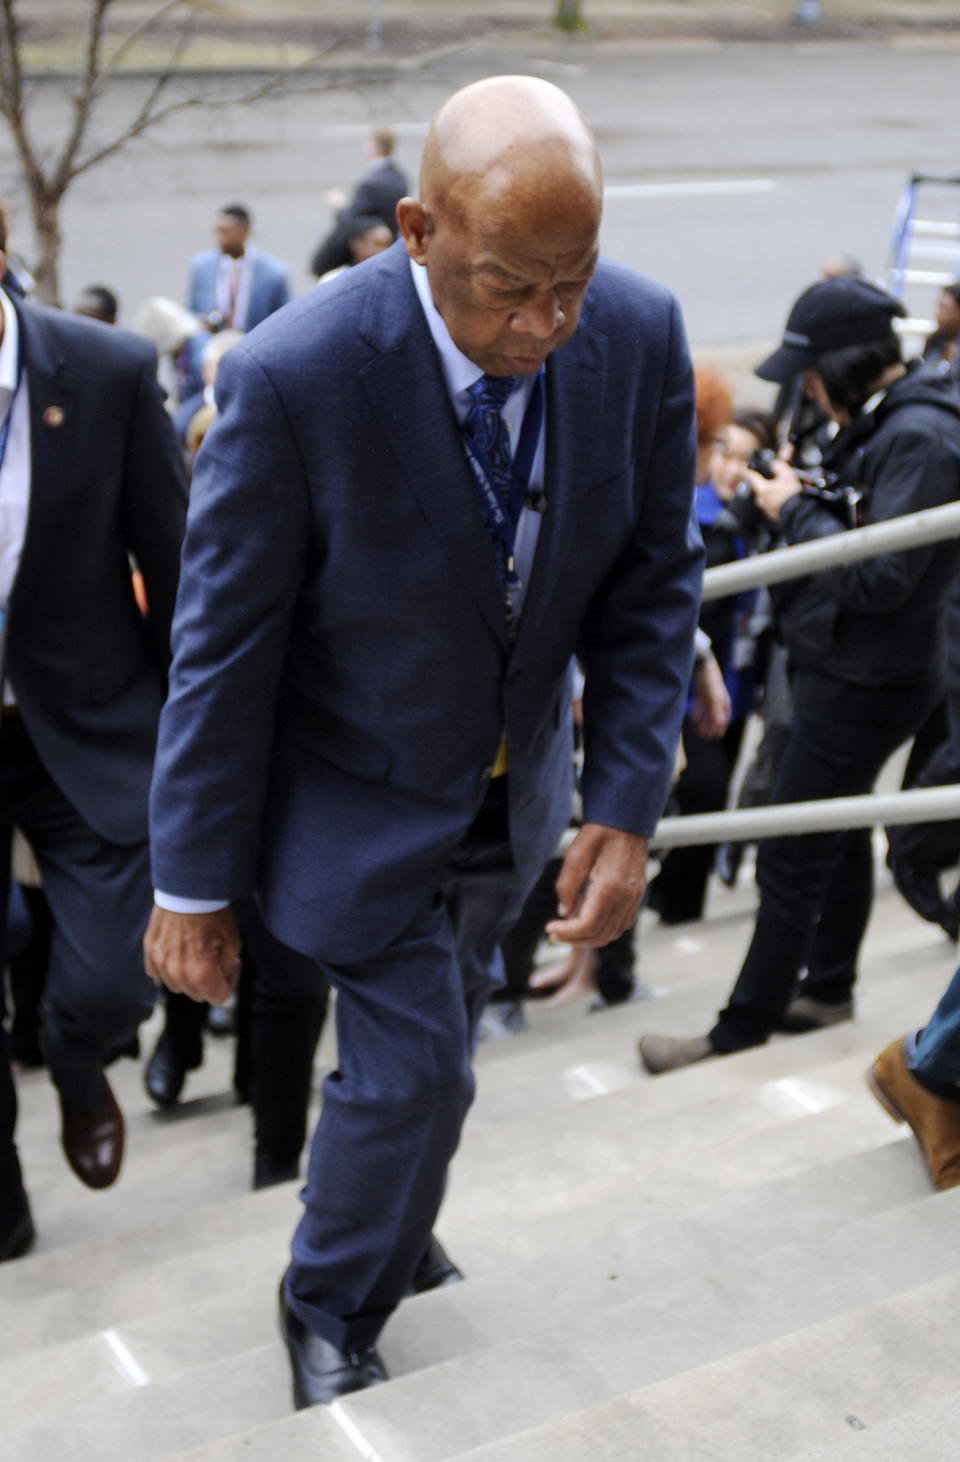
775;363;960;688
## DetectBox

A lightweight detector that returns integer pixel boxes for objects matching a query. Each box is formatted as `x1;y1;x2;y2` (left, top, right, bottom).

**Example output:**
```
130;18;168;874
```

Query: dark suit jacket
151;243;703;963
6;299;188;845
309;160;409;278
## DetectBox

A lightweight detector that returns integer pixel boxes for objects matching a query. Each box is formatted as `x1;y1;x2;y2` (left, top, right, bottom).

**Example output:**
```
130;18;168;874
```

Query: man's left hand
546;823;648;947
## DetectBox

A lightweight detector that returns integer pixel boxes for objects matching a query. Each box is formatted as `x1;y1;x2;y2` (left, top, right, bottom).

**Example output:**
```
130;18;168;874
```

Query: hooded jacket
775;363;960;688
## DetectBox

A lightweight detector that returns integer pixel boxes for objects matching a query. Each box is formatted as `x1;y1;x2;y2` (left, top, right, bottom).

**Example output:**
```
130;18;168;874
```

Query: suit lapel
514;307;607;651
357;253;509;648
10;301;79;610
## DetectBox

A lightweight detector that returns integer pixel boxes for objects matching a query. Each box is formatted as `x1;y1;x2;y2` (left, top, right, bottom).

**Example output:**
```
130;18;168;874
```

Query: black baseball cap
755;277;907;383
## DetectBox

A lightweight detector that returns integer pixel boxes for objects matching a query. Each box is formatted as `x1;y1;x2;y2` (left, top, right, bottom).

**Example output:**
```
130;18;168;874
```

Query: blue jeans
914;962;960;1086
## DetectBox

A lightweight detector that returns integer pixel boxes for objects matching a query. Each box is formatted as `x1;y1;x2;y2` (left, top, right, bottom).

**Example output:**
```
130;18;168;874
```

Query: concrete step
466;913;954;1129
0;1014;924;1310
0;1180;301;1306
9;978;919;1289
449;1133;932;1275
390;1270;960;1462
466;874;953;1074
0;1343;291;1462
790;1388;960;1460
164;1409;364;1462
380;1186;960;1422
4;1176;957;1457
0;1095;928;1364
444;1054;912;1246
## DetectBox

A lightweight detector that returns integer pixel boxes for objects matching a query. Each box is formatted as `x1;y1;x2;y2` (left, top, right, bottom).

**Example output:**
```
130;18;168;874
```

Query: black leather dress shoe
253;1151;300;1191
278;1278;387;1408
59;1078;124;1189
144;1034;200;1109
0;1192;35;1263
409;1233;464;1294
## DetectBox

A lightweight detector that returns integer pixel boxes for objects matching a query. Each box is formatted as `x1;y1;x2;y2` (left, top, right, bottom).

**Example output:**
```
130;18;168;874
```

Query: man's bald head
398;77;604;376
420;75;602;226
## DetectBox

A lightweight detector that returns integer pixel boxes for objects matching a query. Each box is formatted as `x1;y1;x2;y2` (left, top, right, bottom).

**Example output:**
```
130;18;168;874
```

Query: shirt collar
0;289;20;393
409;257;486;400
221;244;255;269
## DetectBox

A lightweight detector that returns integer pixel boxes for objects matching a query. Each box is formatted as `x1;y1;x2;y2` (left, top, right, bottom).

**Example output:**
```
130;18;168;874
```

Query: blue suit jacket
152;243;703;962
186;248;291;331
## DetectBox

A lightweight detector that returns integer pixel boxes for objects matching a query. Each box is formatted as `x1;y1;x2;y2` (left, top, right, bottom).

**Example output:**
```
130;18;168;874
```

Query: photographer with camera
641;276;960;1073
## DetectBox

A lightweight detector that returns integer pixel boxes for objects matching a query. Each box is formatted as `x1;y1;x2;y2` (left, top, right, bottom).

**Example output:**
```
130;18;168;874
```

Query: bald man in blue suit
146;76;703;1407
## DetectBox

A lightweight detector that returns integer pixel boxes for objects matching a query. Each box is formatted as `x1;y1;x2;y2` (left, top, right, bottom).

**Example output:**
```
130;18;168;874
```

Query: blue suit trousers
278;778;533;1350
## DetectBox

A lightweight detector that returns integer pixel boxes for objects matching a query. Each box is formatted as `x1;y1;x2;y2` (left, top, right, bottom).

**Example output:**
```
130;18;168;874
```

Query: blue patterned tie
463;373;520;523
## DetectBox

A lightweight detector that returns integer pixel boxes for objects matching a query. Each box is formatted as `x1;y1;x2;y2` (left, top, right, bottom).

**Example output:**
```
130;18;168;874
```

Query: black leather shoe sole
278;1278;387;1408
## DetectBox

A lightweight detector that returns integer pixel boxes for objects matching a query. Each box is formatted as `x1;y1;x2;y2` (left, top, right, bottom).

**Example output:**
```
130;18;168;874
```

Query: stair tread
344;1269;960;1462
4;1184;958;1451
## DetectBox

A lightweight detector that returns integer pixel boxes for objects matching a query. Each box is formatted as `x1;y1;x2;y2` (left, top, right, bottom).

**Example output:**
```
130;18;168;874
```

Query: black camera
718;447;864;536
715;448;777;536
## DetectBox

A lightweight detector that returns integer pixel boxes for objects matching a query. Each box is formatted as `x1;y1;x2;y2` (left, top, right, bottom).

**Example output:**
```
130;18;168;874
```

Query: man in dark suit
145;77;702;1406
0;217;187;1261
309;128;409;279
187;203;291;333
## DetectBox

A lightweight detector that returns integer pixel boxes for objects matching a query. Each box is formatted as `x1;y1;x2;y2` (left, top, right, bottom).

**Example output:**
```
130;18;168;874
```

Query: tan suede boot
867;1037;960;1191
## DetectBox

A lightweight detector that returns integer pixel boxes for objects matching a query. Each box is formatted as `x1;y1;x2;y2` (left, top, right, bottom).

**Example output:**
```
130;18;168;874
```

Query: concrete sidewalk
26;0;960;73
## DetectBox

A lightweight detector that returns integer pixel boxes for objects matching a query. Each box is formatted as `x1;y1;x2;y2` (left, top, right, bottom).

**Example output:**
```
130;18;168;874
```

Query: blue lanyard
461;369;545;603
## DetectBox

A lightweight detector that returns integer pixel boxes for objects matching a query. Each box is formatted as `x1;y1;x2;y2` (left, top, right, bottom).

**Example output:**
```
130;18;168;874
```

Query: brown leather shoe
59;1079;125;1189
639;1033;715;1075
867;1037;960;1191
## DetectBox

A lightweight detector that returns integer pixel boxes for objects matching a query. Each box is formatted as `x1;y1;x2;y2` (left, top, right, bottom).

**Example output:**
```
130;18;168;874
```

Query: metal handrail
652;784;960;850
702;500;960;601
652;503;960;852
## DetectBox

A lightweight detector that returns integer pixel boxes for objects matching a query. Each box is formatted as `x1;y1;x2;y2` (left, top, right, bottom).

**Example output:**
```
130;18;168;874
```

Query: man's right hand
143;905;242;1005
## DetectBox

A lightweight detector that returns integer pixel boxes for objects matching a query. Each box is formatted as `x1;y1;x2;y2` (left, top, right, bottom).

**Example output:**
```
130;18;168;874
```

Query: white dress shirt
0;289;31;707
156;257;549;913
216;245;256;331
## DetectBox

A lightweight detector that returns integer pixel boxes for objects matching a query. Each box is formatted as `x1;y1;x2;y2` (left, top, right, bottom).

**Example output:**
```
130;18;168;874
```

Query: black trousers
0;713;154;1216
649;715;747;922
711;669;941;1053
154;898;330;1180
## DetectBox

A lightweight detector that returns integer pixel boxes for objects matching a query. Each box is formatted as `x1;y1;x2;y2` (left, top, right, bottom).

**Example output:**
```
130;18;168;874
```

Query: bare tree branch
98;0;192;81
0;0;25;124
53;0;111;189
66;54;353;183
0;0;43;186
0;0;413;302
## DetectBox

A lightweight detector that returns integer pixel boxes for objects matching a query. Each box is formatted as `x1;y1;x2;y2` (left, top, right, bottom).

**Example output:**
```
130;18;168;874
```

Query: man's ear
396;199;429;264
